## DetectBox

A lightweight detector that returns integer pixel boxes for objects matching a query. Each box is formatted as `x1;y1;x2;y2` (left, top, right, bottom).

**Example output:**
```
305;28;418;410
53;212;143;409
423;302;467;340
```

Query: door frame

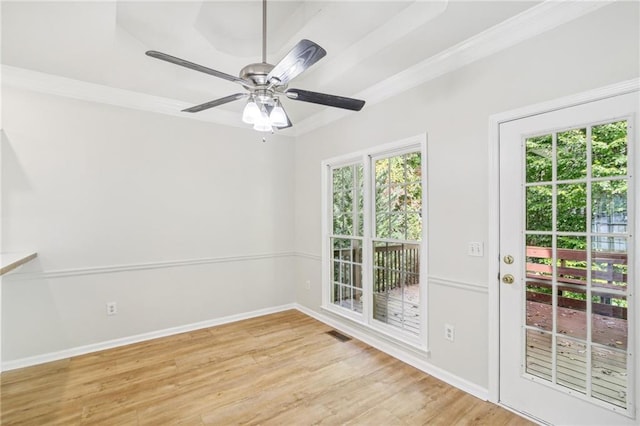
487;78;640;407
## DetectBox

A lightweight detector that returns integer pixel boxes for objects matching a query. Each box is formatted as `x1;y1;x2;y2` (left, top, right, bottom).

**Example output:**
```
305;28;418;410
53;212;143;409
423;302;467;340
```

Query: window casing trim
321;133;428;351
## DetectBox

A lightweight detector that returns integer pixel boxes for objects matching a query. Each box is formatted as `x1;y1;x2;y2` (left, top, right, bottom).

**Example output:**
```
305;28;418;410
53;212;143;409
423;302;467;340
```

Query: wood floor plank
1;310;533;425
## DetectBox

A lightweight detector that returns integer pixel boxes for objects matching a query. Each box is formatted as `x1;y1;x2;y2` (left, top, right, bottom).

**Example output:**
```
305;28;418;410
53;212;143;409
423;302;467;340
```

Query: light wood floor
1;310;532;425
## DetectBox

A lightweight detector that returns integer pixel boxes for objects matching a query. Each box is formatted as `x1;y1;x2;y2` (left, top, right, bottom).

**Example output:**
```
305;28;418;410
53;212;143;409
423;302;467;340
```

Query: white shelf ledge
0;252;38;275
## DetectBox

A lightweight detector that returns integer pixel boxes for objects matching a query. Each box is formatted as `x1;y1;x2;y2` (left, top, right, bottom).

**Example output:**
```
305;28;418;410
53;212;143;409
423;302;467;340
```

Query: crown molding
1;1;613;137
1;65;247;129
298;0;448;89
294;0;613;135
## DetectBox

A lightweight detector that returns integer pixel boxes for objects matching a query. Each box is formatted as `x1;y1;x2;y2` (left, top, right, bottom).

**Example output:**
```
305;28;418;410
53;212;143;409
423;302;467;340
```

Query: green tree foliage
525;121;628;308
332;153;422;242
375;152;422;241
332;164;363;241
525;121;627;249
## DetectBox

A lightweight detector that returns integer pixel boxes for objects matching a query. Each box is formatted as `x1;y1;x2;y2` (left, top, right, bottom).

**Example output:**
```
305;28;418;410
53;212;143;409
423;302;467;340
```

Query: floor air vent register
326;330;352;342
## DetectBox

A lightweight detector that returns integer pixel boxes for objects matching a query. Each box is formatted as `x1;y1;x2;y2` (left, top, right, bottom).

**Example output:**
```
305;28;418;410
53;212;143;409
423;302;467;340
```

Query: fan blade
266;40;326;86
182;93;248;113
285;89;365;111
146;50;250;86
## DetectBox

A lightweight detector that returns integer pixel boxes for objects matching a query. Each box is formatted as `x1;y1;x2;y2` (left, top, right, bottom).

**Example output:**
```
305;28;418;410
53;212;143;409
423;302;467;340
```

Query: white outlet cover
106;302;117;316
445;324;455;341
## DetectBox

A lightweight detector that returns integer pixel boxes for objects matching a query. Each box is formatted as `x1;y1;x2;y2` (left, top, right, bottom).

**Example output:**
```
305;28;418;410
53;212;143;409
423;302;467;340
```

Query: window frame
321;134;428;350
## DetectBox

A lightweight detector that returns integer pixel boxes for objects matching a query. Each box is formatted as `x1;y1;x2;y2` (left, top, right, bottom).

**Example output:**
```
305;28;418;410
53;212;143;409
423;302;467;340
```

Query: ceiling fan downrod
262;0;267;64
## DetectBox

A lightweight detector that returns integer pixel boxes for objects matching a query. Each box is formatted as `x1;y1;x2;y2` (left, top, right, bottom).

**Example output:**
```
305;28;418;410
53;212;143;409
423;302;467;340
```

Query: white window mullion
551;131;558;386
322;134;427;350
321;164;331;309
625;115;636;414
586;125;594;398
419;135;428;348
363;154;373;325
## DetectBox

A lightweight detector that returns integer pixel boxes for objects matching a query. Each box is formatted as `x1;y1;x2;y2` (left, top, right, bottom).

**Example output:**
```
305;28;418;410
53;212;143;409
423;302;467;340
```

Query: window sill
320;303;429;355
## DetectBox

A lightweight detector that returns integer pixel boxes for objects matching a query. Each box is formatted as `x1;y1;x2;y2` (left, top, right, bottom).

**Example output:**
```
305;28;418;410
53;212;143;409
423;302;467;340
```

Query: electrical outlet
467;242;484;257
106;302;118;316
445;324;455;342
305;280;311;290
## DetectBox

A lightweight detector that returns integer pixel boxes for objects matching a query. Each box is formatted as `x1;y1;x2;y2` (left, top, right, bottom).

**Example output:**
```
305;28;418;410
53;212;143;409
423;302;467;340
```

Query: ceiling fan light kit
242;98;261;124
269;100;289;128
145;0;365;133
241;95;288;132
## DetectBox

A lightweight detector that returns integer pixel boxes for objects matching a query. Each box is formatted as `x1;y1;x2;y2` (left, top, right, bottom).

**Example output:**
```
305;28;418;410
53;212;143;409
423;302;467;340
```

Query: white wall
1;87;295;362
1;0;638;400
293;1;639;389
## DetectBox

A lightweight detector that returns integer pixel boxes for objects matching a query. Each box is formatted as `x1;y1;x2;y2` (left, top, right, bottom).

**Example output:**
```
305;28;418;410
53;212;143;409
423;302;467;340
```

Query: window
331;164;364;313
322;135;427;347
372;152;423;335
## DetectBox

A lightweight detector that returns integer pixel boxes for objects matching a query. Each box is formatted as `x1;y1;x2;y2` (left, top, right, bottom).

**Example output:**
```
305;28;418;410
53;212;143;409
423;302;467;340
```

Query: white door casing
496;90;638;425
488;79;640;404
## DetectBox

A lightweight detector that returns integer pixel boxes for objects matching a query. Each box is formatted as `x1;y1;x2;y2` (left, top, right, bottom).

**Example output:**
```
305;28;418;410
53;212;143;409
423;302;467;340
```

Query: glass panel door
499;91;637;425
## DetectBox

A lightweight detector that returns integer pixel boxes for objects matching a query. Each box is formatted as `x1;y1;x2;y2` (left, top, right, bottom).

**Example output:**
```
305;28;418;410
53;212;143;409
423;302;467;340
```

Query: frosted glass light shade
269;104;288;127
242;100;261;124
253;106;272;132
253;121;273;132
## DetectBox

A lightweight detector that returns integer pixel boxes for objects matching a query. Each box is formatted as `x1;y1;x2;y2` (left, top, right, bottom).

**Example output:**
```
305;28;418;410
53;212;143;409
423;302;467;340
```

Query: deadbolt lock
503;255;514;264
502;274;515;284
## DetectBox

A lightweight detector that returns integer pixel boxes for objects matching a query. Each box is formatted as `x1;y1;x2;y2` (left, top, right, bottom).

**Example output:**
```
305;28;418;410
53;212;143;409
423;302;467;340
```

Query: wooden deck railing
333;243;420;294
526;246;628;319
334;244;628;320
373;244;420;292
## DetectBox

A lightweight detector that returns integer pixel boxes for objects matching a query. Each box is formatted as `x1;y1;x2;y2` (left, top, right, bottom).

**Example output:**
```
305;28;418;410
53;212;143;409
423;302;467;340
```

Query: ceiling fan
145;0;365;132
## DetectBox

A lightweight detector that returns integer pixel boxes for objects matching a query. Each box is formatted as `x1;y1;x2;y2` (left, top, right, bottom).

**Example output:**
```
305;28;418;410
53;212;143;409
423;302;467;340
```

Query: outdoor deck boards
335;285;421;334
335;293;629;409
525;301;628;409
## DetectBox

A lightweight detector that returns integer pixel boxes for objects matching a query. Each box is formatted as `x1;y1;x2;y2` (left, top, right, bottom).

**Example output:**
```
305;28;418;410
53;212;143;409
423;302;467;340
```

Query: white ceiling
2;1;547;131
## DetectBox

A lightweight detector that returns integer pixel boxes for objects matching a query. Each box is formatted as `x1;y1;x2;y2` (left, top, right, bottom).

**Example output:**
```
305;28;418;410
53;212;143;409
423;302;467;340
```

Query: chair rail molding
428;276;488;294
6;251;297;281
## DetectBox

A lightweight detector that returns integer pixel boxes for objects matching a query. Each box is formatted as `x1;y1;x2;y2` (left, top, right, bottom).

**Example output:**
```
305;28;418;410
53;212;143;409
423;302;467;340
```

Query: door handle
502;274;515;284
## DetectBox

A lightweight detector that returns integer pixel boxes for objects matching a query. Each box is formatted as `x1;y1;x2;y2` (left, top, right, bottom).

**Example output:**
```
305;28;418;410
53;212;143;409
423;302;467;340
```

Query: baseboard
1;303;296;372
294;303;489;401
4;301;488;402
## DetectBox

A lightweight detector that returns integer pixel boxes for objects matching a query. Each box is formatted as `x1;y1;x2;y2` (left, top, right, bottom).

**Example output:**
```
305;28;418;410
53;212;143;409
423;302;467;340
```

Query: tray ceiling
2;1;554;132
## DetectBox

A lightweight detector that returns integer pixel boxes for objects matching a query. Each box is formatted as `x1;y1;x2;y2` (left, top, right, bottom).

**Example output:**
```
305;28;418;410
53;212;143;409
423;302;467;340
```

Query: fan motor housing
240;62;275;86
